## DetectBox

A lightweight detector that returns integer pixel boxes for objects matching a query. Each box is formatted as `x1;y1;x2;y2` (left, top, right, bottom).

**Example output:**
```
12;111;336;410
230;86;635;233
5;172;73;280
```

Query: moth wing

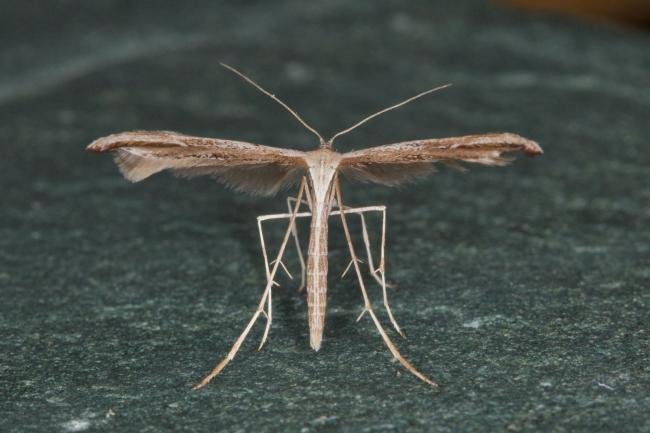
339;133;542;186
87;131;308;196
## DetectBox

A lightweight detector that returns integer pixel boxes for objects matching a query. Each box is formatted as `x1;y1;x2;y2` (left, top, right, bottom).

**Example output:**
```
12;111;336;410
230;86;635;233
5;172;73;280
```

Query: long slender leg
339;204;383;286
332;202;394;291
257;206;313;349
328;205;403;336
256;216;276;351
286;197;310;291
375;206;403;337
334;179;436;387
192;179;307;390
358;210;383;285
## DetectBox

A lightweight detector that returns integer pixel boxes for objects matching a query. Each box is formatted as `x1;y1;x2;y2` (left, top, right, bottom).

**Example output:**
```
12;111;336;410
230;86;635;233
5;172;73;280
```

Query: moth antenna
220;63;325;145
329;83;452;145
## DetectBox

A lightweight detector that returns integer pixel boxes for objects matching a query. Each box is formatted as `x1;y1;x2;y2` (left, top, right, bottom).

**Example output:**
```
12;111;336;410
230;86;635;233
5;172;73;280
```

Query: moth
87;64;542;388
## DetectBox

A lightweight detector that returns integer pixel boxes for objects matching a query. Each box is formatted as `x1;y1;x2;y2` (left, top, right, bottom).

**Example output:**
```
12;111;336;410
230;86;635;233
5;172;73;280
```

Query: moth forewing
86;130;309;195
339;133;542;186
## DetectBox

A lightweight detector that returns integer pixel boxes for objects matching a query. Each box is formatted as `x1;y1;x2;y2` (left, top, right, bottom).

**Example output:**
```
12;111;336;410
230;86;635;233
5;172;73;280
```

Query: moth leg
357;208;384;287
332;202;394;289
192;180;306;389
332;202;373;278
257;207;313;349
256;215;276;352
373;205;403;337
334;179;436;387
330;204;403;337
286;196;311;292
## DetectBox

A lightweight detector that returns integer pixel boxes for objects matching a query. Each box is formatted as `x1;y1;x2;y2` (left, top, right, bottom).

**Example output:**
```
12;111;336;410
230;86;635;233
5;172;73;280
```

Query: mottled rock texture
1;1;648;432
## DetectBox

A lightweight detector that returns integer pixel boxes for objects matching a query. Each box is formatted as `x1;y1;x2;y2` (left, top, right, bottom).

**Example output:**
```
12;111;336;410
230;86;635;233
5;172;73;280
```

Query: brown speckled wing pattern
87;130;308;196
340;133;542;186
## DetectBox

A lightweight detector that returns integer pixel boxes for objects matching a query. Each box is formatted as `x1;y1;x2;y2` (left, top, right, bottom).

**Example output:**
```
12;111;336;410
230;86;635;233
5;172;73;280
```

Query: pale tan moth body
86;63;542;389
304;148;342;350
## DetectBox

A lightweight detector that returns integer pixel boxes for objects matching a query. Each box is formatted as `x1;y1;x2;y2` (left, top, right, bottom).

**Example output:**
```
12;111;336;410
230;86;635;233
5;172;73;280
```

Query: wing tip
86;137;110;153
523;139;543;157
85;130;187;153
86;132;130;153
505;133;542;157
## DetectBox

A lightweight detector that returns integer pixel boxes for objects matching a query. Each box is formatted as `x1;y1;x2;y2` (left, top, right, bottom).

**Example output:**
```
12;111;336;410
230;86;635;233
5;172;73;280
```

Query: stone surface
1;1;649;432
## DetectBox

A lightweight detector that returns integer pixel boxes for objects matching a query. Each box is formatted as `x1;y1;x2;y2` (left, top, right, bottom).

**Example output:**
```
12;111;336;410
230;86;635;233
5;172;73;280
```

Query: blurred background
1;1;648;433
506;0;650;27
